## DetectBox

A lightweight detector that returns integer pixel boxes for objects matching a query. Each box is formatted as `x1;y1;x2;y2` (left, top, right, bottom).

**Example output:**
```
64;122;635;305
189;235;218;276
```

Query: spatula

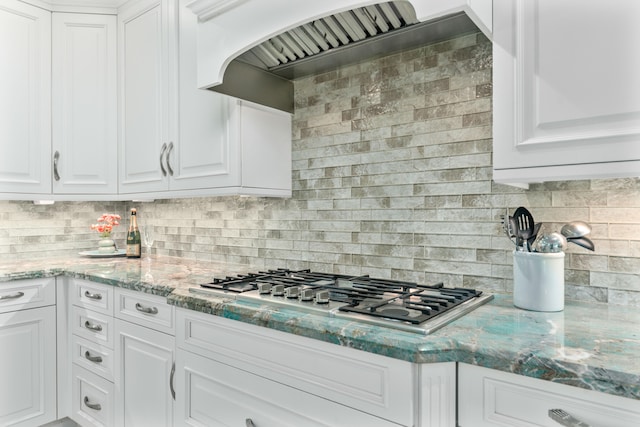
513;207;535;251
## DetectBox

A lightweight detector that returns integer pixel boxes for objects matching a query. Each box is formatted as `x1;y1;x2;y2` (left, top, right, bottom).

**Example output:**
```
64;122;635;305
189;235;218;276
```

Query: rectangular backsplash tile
2;32;640;305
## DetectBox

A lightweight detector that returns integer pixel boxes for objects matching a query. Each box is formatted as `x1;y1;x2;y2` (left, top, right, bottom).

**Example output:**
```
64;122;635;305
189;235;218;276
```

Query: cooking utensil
536;232;567;253
527;222;542;249
561;221;592;239
513;207;535;251
501;209;518;247
567;236;595;251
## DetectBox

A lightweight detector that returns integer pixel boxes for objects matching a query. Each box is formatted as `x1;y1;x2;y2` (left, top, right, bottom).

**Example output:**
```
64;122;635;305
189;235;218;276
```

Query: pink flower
90;213;121;238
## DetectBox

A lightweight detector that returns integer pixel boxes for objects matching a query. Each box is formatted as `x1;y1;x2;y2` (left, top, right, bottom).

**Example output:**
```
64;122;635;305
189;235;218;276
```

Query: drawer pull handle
84;320;103;332
170;361;176;400
84;396;102;411
0;291;24;301
549;409;592;427
135;302;158;315
246;419;256;427
84;351;103;363
84;290;103;300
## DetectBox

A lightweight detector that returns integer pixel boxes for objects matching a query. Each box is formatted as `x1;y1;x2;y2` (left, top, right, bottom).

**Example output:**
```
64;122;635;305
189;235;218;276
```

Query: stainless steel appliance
190;269;492;335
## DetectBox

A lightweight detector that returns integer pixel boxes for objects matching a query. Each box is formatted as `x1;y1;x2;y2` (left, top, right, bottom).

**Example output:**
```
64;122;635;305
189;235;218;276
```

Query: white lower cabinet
71;364;115;427
177;349;399;427
175;308;456;427
0;278;57;427
114;288;175;427
114;318;175;426
69;280;115;427
458;363;640;426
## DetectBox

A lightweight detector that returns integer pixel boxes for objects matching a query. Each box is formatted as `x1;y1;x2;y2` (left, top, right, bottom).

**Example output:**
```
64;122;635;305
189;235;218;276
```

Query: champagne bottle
126;208;141;258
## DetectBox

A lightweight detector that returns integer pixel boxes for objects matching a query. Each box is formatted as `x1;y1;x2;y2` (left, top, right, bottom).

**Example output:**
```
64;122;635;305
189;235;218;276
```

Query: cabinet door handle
170;361;176;400
160;142;168;176
84;351;103;364
84;320;103;332
166;142;174;176
53;151;61;181
549;409;592;427
84;290;103;300
84;396;102;411
246;419;256;427
0;291;24;301
135;302;158;315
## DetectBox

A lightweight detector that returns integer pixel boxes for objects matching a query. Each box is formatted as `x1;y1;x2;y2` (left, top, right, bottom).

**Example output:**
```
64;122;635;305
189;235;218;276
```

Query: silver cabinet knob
84;320;103;332
84;290;102;300
84;396;101;411
271;284;285;296
84;351;103;363
135;302;159;315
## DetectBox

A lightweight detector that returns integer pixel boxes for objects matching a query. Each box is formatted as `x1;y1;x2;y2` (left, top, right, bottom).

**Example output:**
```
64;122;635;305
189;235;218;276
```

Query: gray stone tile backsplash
2;32;639;305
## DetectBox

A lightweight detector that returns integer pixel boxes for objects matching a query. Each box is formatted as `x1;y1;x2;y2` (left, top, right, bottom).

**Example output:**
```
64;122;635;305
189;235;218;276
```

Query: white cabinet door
169;0;234;192
0;0;51;195
493;0;640;185
175;350;400;427
52;13;118;195
0;306;57;427
458;363;640;427
114;318;175;427
118;0;174;194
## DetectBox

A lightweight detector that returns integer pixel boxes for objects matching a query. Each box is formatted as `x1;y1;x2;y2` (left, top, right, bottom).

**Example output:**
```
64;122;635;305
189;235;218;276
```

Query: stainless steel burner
190;269;493;335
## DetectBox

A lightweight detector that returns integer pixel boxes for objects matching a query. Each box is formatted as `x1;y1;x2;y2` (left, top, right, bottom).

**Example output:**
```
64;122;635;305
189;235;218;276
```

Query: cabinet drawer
0;277;55;313
176;350;399;427
72;306;114;349
71;364;114;427
115;288;174;335
72;335;115;382
458;363;640;427
177;309;414;426
71;279;114;315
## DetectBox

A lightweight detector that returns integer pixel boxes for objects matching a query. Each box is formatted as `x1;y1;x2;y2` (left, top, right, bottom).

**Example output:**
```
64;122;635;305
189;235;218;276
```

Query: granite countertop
1;255;639;402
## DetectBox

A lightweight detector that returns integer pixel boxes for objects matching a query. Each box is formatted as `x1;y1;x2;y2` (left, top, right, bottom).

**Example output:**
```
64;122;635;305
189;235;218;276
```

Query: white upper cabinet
119;0;292;198
493;0;640;185
0;0;51;195
118;0;172;194
52;13;118;196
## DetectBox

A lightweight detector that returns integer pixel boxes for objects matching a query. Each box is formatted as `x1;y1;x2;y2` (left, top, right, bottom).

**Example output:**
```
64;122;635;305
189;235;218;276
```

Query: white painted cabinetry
52;13;118;196
114;288;175;427
175;308;456;427
69;280;115;427
0;0;51;195
117;0;173;194
458;363;640;426
118;0;292;198
0;278;57;427
493;0;640;185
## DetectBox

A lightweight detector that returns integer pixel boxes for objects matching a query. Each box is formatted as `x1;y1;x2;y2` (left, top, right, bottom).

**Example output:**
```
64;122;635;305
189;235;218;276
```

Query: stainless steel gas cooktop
189;269;493;335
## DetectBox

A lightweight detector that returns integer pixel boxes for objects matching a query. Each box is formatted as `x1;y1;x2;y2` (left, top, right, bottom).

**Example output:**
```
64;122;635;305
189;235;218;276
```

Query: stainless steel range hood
187;0;492;113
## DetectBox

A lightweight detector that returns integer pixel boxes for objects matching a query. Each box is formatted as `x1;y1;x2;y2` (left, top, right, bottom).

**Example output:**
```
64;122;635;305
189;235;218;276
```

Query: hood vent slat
238;1;419;70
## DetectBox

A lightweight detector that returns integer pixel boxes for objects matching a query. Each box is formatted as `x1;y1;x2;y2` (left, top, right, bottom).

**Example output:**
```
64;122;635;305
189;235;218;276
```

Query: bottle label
126;243;141;257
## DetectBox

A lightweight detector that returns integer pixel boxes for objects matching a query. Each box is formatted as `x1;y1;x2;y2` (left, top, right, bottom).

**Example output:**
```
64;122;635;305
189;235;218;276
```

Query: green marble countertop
1;255;639;402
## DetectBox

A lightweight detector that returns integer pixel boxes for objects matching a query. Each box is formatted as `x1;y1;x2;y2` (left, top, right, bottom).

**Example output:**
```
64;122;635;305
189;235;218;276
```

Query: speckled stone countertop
1;255;639;402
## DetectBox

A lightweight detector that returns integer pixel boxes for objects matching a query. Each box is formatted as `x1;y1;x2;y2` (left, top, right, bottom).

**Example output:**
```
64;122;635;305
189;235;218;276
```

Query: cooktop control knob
271;284;285;296
258;283;272;294
300;288;314;301
285;286;300;299
315;290;330;304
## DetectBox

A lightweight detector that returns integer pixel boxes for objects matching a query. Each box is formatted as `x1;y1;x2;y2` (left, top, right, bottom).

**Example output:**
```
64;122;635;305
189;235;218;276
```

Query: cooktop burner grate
193;268;493;334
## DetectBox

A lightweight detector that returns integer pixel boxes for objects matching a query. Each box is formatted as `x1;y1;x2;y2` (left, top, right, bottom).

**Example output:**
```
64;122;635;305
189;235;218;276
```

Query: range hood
187;0;492;113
